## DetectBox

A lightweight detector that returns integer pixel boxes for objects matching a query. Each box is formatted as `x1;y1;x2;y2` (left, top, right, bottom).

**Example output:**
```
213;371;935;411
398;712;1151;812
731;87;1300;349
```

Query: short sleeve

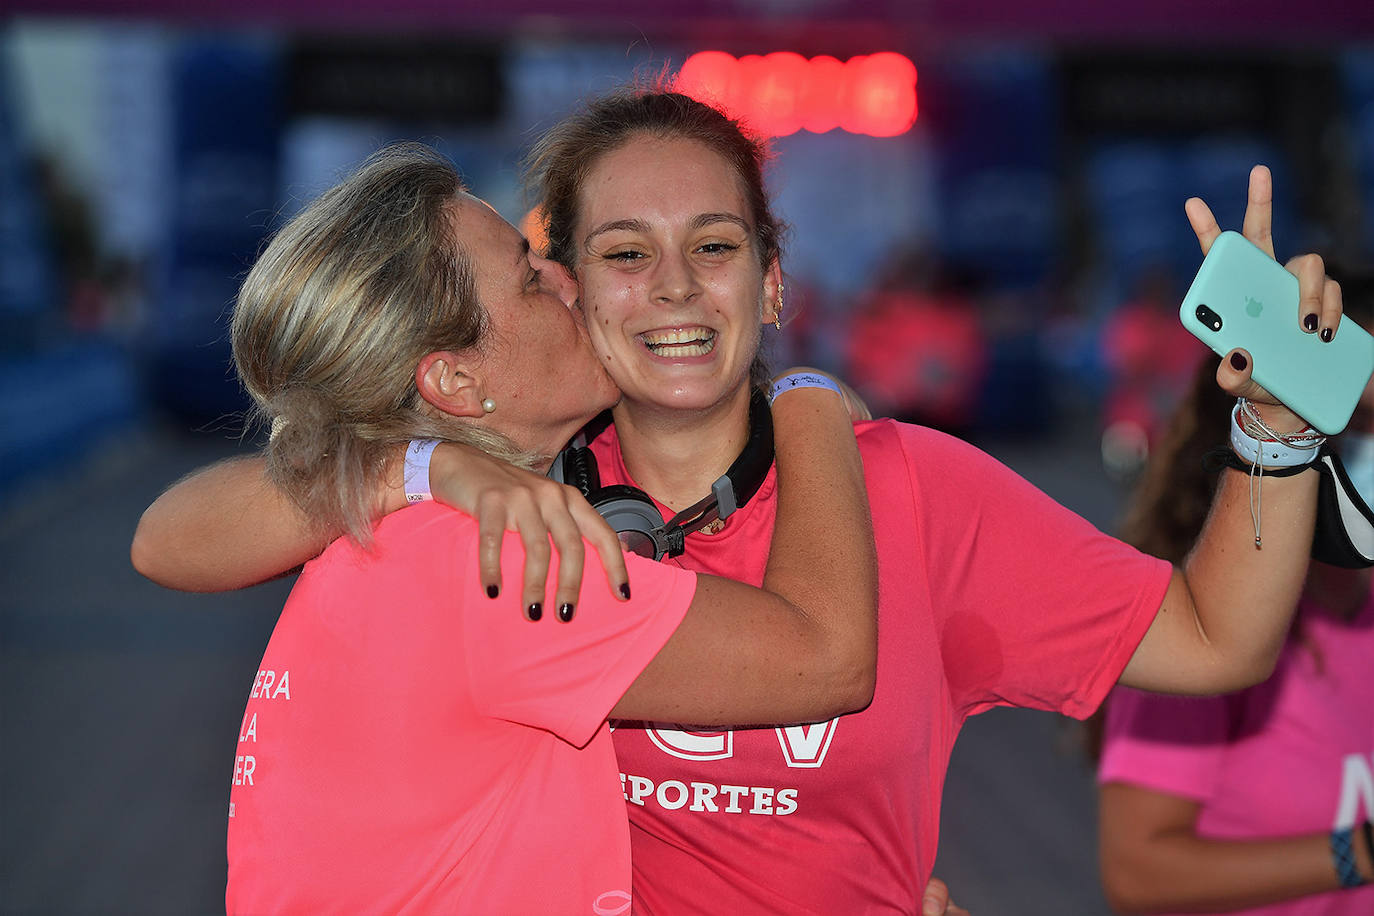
459;530;696;749
1098;685;1231;803
895;423;1171;719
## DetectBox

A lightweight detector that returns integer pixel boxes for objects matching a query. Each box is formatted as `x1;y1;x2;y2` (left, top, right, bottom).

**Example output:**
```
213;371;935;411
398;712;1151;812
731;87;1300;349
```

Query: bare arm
1099;781;1372;913
611;383;878;724
1119;457;1316;694
131;444;629;607
131;456;326;592
1118;166;1337;695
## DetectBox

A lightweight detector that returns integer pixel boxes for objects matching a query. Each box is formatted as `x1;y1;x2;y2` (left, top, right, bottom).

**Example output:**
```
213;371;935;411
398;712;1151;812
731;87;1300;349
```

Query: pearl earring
481;398;496;414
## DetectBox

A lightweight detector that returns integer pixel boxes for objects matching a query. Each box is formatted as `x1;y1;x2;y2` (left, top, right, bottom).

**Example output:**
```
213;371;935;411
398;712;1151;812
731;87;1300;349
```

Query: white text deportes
620;774;798;816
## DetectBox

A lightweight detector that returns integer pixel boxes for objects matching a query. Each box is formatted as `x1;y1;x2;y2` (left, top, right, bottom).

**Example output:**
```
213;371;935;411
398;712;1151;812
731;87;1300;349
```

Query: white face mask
1339;431;1374;510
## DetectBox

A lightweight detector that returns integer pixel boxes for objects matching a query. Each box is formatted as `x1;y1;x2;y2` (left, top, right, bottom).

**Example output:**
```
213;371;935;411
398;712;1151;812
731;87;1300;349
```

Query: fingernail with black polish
1304;313;1318;331
486;584;499;599
1321;328;1334;342
1230;352;1248;371
619;582;631;600
558;603;575;622
527;602;542;622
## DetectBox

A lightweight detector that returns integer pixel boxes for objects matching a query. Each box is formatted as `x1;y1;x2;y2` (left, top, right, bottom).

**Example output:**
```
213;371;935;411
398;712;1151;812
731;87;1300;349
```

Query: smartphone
1179;230;1374;435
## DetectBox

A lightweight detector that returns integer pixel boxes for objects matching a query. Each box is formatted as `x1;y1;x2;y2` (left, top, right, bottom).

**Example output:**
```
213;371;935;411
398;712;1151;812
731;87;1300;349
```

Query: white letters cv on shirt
640;720;840;767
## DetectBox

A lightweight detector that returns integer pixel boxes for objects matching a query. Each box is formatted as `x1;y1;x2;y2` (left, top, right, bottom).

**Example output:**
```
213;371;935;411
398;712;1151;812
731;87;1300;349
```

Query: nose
652;250;701;305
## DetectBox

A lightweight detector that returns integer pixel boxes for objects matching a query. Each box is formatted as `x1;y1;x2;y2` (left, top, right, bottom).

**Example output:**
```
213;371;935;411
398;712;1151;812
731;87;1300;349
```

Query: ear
416;351;487;418
761;258;784;326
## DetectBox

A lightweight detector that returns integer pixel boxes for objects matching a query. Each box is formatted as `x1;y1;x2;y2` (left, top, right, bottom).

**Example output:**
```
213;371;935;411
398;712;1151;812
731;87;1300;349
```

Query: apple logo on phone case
1245;296;1264;317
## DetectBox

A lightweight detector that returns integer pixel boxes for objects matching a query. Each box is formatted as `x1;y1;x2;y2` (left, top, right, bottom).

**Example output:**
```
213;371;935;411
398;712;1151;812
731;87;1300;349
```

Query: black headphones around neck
548;390;775;561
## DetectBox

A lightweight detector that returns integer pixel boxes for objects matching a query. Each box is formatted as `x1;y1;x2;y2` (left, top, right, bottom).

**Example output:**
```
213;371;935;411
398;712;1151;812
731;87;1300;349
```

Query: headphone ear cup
560;445;601;497
589;485;668;560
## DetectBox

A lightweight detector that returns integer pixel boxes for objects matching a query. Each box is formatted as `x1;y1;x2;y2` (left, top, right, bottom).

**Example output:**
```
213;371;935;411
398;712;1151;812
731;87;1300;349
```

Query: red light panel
675;51;918;138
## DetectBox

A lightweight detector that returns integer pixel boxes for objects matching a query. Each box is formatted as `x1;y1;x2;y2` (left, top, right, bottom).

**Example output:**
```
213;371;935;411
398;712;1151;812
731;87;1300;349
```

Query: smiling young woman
519;88;1341;912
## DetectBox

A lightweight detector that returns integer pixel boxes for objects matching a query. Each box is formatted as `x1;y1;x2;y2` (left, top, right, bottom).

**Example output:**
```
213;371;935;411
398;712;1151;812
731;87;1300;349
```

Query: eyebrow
582;212;752;248
582;218;649;246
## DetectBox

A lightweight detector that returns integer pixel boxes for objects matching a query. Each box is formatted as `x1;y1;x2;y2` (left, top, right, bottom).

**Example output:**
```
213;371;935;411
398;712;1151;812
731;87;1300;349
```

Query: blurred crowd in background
4;10;1374;499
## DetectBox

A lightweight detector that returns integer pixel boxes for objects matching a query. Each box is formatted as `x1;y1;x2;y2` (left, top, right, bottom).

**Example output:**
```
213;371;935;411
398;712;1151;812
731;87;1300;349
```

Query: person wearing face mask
1097;280;1374;915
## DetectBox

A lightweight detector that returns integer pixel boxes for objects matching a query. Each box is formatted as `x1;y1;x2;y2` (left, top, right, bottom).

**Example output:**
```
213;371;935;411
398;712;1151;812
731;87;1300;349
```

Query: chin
652;386;742;415
617;365;752;415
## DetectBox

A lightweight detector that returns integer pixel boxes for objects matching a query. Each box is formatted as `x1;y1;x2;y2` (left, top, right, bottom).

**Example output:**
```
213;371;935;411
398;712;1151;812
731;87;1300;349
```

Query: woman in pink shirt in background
1098;283;1374;914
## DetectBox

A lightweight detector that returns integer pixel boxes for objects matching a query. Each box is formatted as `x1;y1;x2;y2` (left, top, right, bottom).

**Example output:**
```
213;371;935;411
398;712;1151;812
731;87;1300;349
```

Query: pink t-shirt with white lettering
1100;589;1374;916
597;419;1171;913
225;502;695;915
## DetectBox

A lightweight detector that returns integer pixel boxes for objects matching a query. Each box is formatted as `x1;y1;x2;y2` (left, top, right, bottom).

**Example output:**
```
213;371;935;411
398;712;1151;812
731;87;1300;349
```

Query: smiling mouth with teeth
640;328;717;358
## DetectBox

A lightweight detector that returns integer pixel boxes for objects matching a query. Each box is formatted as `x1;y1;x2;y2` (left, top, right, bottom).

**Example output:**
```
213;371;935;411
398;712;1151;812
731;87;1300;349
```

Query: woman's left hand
1186;164;1344;426
429;442;630;618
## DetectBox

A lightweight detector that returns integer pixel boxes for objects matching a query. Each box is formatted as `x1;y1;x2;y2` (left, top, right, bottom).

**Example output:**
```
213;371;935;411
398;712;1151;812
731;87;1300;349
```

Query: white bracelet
768;372;843;404
403;439;440;503
1229;402;1323;468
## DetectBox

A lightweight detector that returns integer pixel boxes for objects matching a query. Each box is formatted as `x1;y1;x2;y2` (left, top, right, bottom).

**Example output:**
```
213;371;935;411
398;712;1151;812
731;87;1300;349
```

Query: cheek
707;273;766;325
585;321;616;365
588;289;633;332
740;323;764;365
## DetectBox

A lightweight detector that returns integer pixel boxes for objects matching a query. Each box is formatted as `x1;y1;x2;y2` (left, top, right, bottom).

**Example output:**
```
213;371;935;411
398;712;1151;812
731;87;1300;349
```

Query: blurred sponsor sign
1062;54;1278;134
287;37;503;122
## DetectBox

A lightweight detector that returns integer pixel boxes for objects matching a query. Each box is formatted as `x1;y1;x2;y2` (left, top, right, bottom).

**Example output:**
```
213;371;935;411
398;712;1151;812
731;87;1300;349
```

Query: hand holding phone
1179;231;1374;435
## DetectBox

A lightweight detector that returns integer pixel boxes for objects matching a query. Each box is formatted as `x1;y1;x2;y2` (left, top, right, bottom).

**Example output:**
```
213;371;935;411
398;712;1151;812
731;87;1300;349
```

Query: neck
610;386;754;513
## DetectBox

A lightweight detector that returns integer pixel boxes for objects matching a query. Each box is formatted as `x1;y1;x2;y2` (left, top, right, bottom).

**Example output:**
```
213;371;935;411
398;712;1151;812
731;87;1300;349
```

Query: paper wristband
1230;403;1322;468
769;372;843;404
404;439;440;503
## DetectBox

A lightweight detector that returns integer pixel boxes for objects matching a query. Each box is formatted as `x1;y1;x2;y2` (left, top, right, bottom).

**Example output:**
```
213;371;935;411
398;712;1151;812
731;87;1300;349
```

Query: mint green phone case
1179;231;1374;435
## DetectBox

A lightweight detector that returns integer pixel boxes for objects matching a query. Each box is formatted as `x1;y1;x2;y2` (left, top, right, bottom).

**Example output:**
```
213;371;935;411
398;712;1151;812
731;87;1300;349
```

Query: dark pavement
0;416;1127;915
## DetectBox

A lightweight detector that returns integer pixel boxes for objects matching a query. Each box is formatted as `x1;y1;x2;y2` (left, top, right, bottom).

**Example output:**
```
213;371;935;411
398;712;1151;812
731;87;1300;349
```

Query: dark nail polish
1230;352;1247;371
1304;313;1318;331
558;603;575;622
486;584;499;599
527;602;542;622
618;583;631;600
1321;328;1334;342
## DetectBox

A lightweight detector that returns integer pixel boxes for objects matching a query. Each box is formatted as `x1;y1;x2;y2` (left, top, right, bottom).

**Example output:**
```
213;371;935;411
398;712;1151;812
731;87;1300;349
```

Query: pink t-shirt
595;419;1171;913
225;501;695;915
1100;589;1374;916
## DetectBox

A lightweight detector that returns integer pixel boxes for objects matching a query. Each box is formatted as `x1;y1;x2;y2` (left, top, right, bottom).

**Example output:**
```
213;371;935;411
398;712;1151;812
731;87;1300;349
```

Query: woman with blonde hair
191;141;883;913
